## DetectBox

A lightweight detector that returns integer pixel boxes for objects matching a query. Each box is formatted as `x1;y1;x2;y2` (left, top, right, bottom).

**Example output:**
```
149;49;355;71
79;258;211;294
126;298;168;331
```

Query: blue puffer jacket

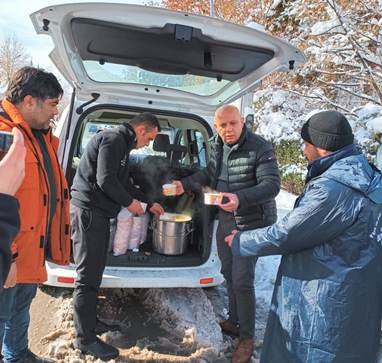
232;145;382;363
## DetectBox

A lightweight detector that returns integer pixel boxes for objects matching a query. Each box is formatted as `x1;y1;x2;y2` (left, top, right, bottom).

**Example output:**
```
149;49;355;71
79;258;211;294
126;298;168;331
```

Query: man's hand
219;193;239;212
4;262;17;288
172;180;185;196
0;128;26;196
127;199;145;216
149;202;164;217
225;229;238;247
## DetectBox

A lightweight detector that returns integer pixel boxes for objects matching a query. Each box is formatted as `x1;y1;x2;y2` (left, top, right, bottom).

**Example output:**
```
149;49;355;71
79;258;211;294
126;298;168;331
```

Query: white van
30;3;304;288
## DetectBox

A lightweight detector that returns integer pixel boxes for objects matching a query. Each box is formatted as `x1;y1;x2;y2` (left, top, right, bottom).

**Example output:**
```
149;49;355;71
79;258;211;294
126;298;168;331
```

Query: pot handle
150;217;158;230
185;220;194;236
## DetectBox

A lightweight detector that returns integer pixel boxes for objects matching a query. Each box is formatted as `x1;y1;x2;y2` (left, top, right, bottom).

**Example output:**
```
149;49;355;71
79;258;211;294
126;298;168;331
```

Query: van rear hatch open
30;3;304;112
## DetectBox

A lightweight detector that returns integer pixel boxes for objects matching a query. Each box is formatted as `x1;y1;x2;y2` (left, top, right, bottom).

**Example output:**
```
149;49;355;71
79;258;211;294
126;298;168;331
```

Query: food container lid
163;183;175;189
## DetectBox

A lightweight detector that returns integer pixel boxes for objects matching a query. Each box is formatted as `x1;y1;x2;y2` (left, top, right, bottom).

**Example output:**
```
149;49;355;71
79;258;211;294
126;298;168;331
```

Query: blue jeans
0;284;37;362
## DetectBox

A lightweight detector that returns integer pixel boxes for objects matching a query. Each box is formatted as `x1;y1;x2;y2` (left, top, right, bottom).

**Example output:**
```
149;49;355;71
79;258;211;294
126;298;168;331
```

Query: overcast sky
1;0;147;73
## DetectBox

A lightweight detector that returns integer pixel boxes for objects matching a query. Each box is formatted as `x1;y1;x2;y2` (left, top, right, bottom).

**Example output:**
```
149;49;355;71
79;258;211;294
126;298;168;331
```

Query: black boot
74;337;119;360
95;318;120;335
18;350;55;363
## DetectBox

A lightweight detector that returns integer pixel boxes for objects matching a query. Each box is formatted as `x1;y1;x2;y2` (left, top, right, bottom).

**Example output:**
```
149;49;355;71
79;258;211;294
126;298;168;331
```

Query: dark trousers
71;205;110;345
216;211;256;338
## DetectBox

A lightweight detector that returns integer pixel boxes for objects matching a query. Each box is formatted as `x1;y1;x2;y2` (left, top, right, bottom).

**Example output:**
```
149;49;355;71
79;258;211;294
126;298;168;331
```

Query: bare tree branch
287;89;321;100
337;62;362;69
358;0;382;17
0;34;30;87
286;88;354;115
325;0;382;103
313;68;362;78
318;79;382;104
326;82;361;87
311;91;357;115
354;30;381;45
310;24;343;36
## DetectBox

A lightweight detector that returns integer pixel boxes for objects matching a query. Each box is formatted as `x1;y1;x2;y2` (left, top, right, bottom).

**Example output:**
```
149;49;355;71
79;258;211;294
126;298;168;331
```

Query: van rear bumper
44;260;223;288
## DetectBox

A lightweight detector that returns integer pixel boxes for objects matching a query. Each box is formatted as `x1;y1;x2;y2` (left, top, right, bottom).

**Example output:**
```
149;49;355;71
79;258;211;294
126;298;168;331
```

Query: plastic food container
204;192;222;205
162;183;177;196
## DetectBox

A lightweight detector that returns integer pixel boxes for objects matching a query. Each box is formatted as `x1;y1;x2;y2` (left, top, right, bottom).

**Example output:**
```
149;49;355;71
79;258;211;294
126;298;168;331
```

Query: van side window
177;130;206;168
195;131;207;168
80;121;118;155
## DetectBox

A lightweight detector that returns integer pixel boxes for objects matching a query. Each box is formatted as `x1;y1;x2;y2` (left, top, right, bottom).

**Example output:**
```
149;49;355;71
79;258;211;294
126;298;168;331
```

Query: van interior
67;108;217;268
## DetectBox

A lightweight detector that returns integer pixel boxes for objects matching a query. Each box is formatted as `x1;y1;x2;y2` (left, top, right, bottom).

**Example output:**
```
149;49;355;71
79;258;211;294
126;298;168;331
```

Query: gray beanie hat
301;110;354;151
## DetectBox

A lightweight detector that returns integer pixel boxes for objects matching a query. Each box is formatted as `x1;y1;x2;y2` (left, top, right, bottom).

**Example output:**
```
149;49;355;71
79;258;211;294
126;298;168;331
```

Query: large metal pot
152;213;193;255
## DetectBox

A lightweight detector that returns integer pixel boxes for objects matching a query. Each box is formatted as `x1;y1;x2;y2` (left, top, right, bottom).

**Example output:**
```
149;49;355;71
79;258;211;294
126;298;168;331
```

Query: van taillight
57;277;75;284
200;278;214;285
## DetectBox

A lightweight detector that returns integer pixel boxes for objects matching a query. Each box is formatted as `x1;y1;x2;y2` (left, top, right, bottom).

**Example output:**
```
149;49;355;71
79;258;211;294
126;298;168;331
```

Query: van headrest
153;133;170;152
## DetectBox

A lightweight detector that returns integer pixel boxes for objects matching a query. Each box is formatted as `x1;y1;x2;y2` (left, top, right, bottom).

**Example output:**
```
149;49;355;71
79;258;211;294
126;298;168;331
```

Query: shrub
273;140;307;194
281;172;305;195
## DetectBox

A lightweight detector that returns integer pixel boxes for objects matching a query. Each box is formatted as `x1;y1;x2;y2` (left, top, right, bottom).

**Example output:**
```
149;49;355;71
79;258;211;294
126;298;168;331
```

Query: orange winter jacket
0;99;70;283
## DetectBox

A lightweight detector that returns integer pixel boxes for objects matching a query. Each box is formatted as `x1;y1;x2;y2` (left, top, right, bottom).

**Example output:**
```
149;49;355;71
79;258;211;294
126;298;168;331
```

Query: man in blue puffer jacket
226;110;382;363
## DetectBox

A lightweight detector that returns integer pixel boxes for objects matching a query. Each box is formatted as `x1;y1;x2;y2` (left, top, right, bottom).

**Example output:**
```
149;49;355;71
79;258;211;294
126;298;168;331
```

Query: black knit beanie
301;110;354;151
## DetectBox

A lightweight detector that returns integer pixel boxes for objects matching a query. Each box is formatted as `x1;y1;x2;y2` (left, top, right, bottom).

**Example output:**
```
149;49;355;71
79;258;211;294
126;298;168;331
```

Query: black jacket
0;193;19;288
182;128;280;230
71;123;148;217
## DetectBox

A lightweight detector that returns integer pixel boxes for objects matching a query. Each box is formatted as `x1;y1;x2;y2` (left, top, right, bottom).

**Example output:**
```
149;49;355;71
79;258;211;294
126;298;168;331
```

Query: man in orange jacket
0;67;70;363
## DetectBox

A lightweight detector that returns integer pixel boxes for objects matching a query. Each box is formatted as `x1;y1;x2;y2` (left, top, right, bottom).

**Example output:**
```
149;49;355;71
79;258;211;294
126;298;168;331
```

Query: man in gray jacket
174;105;280;363
227;110;382;363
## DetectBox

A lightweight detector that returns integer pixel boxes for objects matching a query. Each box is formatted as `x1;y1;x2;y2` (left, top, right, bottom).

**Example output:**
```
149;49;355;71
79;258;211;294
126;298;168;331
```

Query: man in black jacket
71;112;164;360
173;105;280;363
0;128;25;290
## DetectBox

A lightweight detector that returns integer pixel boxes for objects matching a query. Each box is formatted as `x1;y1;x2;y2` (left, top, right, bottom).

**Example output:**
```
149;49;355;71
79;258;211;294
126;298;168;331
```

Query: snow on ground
253;190;296;337
39;288;227;363
276;189;297;212
143;288;224;353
